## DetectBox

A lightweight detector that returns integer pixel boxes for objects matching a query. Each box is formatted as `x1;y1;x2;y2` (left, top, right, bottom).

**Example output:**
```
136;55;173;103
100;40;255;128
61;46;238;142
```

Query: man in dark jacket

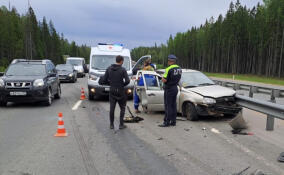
99;55;130;129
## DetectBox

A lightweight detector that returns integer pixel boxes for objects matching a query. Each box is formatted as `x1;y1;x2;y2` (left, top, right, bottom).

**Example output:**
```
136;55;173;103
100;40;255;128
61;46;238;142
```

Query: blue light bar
114;43;123;47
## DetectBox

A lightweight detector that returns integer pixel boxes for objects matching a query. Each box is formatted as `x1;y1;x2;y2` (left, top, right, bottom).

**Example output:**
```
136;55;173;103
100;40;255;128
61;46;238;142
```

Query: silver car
135;69;242;120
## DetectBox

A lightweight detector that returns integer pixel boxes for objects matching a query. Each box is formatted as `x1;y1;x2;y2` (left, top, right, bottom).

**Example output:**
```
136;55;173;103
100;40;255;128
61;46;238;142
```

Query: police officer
159;54;182;127
99;55;130;129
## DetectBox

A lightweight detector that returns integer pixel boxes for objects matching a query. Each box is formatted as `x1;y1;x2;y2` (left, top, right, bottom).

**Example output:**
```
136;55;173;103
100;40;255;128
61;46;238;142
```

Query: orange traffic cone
80;87;86;100
54;112;68;137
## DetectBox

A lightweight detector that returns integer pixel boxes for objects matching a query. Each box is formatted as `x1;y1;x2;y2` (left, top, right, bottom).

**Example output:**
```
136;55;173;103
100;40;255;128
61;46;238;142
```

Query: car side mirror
48;71;56;77
0;72;4;77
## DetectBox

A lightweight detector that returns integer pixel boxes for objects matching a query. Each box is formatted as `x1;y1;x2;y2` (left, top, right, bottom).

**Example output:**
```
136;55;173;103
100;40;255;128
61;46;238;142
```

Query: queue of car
0;43;242;121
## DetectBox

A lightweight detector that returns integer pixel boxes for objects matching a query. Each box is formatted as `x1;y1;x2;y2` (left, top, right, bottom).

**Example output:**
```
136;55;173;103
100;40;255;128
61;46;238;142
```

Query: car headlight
69;73;74;77
126;89;132;95
89;74;98;81
203;97;216;104
79;69;84;73
0;79;4;87
33;79;44;87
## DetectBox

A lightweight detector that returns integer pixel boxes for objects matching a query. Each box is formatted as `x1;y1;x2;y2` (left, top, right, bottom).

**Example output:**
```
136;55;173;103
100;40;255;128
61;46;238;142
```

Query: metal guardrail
212;78;284;100
235;95;284;131
212;78;284;131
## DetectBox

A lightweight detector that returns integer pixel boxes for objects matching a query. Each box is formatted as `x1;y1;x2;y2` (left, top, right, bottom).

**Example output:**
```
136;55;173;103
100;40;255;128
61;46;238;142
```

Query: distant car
56;64;77;83
135;69;242;120
66;57;86;77
0;59;61;106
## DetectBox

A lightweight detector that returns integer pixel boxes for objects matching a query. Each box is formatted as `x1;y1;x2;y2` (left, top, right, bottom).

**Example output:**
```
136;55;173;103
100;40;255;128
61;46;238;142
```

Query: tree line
131;0;284;78
0;5;90;70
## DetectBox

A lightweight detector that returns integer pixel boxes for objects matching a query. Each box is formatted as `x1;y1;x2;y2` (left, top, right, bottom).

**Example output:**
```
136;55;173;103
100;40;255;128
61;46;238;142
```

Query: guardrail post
234;83;240;90
266;116;275;131
266;90;277;131
249;86;254;97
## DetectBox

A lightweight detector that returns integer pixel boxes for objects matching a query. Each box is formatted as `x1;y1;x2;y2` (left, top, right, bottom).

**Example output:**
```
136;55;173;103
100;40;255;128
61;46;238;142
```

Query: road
1;78;284;175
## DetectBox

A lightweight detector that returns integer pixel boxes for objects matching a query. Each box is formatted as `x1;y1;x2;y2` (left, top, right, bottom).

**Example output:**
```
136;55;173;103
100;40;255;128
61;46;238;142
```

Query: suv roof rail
11;59;51;64
11;59;27;64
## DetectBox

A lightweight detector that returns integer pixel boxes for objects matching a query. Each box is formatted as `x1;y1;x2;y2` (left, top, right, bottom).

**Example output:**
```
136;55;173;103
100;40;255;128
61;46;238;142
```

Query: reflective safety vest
163;64;182;88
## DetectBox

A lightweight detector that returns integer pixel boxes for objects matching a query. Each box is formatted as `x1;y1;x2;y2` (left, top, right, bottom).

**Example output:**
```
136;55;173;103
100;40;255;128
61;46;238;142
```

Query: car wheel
184;103;199;121
54;85;61;99
0;101;7;107
44;88;52;106
89;93;94;100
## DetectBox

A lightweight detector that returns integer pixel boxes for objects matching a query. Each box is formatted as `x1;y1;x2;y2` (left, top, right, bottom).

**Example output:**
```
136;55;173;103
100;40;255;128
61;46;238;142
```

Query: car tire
44;88;53;106
54;85;61;99
0;101;7;107
185;103;199;121
88;91;94;100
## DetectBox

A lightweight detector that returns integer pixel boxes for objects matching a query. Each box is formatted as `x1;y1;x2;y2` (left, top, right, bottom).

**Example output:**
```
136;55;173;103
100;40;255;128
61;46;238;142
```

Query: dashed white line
72;100;82;111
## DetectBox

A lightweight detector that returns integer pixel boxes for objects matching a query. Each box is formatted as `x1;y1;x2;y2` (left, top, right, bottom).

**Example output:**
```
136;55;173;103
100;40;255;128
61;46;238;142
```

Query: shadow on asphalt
2;98;62;108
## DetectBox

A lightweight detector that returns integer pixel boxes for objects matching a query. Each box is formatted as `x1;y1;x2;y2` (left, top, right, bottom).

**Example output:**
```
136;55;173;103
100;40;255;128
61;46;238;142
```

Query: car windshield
56;65;73;71
6;64;46;76
181;72;215;88
66;59;83;66
91;55;130;70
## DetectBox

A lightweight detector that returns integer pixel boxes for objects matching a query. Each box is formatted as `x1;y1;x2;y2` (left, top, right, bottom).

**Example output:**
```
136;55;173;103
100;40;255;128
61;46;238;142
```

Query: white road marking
72;100;82;111
211;128;221;134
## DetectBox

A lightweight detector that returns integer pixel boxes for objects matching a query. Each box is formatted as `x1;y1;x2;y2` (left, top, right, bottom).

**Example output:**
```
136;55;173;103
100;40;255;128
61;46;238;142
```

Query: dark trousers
109;88;126;126
164;86;178;124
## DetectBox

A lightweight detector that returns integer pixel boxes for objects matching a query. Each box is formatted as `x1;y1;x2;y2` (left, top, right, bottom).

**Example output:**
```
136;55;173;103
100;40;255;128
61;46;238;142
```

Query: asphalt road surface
1;78;284;175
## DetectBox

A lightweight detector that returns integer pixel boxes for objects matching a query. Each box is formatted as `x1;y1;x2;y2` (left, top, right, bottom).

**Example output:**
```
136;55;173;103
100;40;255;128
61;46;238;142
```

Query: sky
0;0;263;49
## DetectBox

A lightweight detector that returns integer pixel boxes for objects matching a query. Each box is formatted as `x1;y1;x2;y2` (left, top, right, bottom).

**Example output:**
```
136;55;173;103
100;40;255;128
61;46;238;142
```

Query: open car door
132;55;151;75
136;71;164;112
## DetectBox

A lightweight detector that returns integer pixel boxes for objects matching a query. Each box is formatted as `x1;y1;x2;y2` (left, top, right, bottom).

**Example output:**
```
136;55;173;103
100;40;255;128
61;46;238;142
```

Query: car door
141;72;165;111
132;55;151;75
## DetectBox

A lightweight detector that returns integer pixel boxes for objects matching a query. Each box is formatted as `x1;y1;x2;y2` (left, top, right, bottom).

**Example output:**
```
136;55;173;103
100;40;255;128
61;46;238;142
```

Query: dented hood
185;85;236;98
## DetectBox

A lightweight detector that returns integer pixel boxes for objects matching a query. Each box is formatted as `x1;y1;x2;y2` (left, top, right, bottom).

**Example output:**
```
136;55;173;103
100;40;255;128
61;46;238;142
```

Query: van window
91;55;130;70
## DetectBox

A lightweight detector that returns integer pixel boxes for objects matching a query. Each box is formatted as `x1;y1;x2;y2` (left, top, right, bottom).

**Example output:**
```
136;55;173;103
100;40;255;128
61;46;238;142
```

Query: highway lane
0;77;284;175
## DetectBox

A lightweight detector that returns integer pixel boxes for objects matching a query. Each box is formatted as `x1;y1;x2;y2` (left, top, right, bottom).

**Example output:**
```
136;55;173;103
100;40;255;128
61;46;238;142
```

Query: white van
66;57;86;77
88;43;136;100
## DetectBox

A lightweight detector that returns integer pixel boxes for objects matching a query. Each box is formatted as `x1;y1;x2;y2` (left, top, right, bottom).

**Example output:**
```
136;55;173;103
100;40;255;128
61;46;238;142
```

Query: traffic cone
54;112;68;137
80;87;86;100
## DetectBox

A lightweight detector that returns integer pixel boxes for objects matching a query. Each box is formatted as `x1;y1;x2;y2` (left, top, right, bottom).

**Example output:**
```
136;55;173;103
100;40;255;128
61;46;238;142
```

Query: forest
131;0;284;78
0;5;90;71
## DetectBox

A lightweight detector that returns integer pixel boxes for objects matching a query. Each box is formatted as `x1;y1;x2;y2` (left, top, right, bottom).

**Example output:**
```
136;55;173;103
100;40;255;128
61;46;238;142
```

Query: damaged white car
134;69;242;120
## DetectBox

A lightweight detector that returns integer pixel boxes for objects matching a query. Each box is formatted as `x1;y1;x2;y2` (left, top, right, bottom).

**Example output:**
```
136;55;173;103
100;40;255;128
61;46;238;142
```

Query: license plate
10;92;27;96
105;87;110;91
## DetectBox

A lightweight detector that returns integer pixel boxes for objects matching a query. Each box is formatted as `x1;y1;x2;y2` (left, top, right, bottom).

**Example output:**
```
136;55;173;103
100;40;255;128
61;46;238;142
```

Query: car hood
58;70;72;75
183;85;235;98
3;75;46;82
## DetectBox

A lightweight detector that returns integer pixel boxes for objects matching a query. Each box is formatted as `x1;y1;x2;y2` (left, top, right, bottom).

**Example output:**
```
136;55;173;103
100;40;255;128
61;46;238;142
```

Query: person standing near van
159;54;182;127
99;55;130;129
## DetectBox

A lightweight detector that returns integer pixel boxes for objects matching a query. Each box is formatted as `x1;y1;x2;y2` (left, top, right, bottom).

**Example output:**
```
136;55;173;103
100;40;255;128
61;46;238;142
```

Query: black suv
0;59;61;106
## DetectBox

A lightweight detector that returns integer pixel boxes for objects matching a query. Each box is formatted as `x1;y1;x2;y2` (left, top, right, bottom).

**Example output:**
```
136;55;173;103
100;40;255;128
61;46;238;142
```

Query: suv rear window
6;64;46;76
